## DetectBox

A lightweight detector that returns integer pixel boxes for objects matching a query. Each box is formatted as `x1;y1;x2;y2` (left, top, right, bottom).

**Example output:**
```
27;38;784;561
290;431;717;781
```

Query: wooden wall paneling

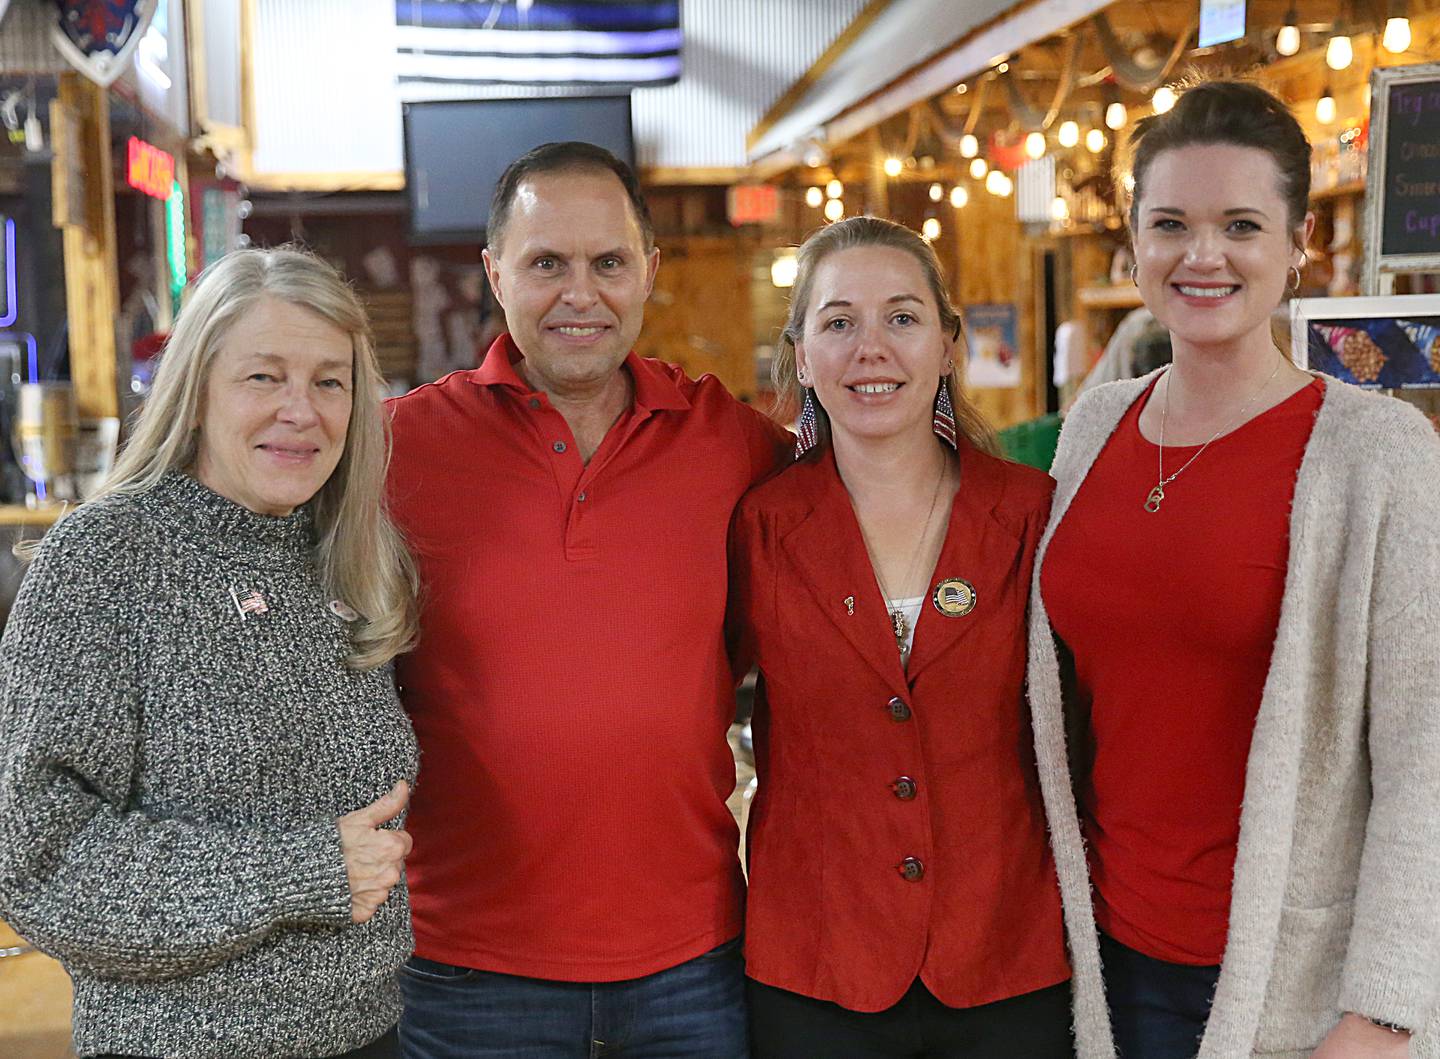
954;187;1037;430
637;234;758;401
56;74;120;419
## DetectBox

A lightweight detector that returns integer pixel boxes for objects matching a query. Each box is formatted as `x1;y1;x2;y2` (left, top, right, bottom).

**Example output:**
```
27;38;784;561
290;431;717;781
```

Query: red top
729;445;1070;1012
387;335;790;981
1041;377;1322;965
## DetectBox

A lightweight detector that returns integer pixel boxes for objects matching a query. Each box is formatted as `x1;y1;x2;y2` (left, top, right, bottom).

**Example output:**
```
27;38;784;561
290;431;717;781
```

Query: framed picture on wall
1291;294;1440;389
962;303;1022;389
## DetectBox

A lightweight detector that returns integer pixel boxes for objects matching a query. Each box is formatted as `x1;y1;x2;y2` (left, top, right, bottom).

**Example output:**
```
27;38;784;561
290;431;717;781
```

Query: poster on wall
1292;294;1440;389
963;303;1021;389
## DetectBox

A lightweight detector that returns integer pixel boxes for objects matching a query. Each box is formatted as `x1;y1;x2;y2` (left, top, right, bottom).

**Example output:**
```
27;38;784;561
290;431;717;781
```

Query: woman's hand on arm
1311;1013;1410;1058
337;780;412;923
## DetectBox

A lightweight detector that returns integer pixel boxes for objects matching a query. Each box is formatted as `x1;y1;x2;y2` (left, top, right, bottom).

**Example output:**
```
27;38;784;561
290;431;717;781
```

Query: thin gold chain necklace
856;458;948;659
1144;359;1284;513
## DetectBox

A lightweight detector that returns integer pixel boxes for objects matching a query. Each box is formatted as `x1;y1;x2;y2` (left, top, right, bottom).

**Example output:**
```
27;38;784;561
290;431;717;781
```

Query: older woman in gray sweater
0;248;420;1059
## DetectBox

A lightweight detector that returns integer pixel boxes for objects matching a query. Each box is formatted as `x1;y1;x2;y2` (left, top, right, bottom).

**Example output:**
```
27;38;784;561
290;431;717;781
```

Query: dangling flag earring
795;386;819;458
933;378;958;449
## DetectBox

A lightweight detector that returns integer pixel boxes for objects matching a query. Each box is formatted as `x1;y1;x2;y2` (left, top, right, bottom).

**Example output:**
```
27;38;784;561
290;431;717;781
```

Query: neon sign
127;137;174;200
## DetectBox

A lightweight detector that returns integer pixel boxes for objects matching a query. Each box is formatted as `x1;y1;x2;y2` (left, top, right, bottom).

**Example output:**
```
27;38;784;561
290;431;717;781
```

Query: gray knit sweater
0;472;418;1058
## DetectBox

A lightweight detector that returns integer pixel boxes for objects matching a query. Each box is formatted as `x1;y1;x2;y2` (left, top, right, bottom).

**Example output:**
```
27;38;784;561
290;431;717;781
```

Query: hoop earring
795;388;819;458
1288;265;1303;295
933;380;958;450
1129;263;1139;286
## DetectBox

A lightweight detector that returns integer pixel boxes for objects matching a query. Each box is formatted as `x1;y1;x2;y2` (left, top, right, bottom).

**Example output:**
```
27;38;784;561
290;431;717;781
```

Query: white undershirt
888;595;925;668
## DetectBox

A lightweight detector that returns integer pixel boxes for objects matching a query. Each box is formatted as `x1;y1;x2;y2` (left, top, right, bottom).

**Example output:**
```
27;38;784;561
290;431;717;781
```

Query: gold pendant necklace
1145;358;1284;513
856;458;949;660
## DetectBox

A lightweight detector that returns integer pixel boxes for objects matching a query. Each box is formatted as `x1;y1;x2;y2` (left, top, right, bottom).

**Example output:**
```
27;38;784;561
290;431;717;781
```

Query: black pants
1100;934;1220;1059
748;977;1074;1058
90;1023;399;1059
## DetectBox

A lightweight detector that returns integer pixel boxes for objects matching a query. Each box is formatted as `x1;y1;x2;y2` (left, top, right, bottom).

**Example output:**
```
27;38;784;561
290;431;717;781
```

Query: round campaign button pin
932;578;977;618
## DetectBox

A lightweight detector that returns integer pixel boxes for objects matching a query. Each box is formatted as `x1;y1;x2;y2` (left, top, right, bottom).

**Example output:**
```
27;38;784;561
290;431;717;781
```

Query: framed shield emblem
50;0;159;87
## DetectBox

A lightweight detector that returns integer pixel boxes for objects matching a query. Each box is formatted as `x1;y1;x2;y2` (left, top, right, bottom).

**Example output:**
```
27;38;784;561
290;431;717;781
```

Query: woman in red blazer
729;217;1072;1058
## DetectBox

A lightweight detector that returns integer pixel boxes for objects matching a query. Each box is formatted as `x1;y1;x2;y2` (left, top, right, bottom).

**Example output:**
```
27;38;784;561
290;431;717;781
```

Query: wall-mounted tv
403;96;635;244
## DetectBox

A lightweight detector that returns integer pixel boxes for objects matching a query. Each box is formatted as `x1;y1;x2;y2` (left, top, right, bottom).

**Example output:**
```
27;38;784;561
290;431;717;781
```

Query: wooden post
53;73;120;419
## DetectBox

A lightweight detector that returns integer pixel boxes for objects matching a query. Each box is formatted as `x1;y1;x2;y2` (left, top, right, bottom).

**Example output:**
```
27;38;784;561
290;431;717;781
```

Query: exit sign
727;184;779;226
127;137;175;200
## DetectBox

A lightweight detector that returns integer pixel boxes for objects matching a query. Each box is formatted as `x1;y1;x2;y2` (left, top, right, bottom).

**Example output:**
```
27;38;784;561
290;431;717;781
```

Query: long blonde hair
773;216;998;456
96;246;418;670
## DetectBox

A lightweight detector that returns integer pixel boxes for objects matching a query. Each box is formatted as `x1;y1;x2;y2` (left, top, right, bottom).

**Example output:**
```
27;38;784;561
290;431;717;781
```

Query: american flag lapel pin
230;587;270;620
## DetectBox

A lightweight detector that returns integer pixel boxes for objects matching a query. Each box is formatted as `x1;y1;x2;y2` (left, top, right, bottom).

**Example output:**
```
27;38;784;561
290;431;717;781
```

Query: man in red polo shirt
386;142;789;1058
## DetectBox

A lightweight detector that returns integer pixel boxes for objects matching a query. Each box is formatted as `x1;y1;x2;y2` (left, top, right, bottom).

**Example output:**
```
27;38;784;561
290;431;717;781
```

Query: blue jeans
1100;933;1220;1059
398;937;749;1058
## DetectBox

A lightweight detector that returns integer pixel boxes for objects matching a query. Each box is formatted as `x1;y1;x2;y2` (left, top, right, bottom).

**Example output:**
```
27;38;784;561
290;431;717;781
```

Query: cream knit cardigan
1027;372;1440;1059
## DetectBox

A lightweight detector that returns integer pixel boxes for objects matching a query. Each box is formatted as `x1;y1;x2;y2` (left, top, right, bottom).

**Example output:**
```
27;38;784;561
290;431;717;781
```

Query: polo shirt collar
473;333;690;413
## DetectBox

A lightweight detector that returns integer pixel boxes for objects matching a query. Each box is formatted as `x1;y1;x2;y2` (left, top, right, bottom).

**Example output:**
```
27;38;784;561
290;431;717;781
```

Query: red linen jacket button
887;696;912;721
891;776;917;800
898;856;925;882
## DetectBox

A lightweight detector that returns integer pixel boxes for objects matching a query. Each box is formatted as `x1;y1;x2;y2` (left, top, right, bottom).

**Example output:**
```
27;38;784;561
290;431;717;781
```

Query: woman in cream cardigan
1029;80;1440;1059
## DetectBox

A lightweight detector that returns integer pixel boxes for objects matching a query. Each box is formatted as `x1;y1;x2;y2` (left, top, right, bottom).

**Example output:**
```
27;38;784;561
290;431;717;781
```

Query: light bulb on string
883;156;903;177
825;179;843;199
804;186;823;208
950;185;968;208
929;182;944;202
1058;120;1080;148
1383;17;1411;53
824;197;844;222
1051;196;1070;222
1326;34;1353;70
770;253;798;288
1316;86;1337;125
1025;131;1046;159
970;157;988;179
1152;86;1177;114
959;134;979;158
1276;4;1300;55
922;217;942;241
1085;128;1106;153
985;169;1006;195
1105;101;1127;130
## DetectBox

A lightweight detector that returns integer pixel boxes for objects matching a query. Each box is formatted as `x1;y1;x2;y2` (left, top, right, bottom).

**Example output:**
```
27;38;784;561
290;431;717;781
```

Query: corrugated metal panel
251;0;404;175
249;0;868;177
631;0;870;169
1017;157;1056;224
0;0;80;76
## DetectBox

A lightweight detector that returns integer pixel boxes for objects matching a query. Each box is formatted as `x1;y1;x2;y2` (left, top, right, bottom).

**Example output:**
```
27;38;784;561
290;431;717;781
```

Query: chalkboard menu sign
1365;62;1440;294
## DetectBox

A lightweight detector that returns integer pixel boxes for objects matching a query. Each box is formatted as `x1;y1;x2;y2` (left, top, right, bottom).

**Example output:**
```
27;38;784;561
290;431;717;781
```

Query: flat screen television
403;96;635;244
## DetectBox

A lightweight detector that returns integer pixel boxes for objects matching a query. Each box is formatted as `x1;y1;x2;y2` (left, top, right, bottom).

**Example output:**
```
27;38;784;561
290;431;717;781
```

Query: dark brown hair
774;216;998;456
1124;79;1312;232
487;141;654;253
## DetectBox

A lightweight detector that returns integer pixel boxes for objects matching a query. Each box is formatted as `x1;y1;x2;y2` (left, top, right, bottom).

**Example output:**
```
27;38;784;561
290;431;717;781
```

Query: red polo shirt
386;335;790;982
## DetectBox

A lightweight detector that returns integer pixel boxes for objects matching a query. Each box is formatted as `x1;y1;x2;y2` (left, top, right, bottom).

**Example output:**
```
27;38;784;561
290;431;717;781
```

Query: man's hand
1312;1013;1411;1058
338;780;413;924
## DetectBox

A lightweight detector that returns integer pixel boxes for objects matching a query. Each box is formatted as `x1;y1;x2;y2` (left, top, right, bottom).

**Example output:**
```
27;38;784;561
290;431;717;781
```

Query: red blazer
728;443;1070;1013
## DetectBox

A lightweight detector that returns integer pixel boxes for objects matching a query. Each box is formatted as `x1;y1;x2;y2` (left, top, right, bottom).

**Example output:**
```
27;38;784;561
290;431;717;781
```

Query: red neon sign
727;184;779;226
127;137;175;200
